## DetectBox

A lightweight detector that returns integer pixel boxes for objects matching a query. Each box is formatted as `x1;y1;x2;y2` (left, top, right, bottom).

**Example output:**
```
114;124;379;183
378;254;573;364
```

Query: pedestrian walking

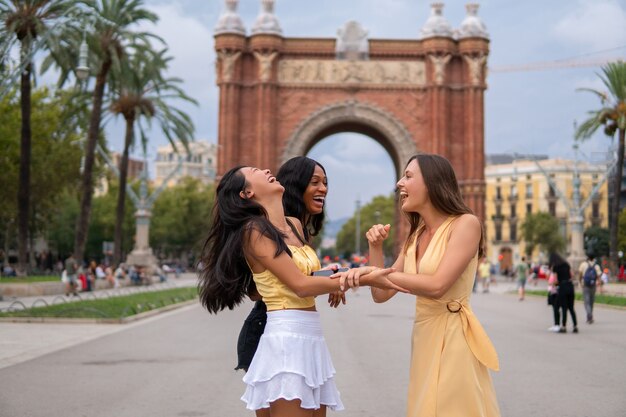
64;254;78;296
478;256;492;293
578;255;601;324
197;165;400;416
357;153;500;417
599;268;610;294
547;271;560;332
549;253;578;333
515;256;529;301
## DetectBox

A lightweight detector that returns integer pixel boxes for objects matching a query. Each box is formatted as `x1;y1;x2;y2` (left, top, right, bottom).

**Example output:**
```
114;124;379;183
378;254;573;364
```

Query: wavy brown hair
402;153;484;258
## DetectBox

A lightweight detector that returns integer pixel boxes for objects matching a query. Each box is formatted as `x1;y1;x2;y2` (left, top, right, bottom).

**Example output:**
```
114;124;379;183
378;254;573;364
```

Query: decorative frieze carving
253;51;278;82
277;59;426;86
463;54;486;86
217;50;241;82
429;54;451;85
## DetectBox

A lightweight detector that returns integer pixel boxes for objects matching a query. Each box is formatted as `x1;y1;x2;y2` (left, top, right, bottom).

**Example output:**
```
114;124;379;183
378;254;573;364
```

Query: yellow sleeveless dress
405;216;500;417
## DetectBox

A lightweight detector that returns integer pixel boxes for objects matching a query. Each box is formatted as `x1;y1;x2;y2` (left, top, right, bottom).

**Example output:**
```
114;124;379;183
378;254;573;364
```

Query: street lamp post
530;143;616;271
355;197;361;256
96;147;183;275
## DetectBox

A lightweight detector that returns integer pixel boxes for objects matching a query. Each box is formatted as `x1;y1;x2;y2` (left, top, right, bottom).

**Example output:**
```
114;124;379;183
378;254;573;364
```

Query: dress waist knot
415;297;500;371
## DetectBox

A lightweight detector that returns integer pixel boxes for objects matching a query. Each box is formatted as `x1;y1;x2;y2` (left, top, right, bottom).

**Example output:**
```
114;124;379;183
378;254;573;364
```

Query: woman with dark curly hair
234;157;339;384
198;165;400;416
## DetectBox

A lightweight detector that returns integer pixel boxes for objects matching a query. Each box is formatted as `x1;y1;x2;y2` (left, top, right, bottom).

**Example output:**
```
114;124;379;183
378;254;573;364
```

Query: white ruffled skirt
241;309;344;411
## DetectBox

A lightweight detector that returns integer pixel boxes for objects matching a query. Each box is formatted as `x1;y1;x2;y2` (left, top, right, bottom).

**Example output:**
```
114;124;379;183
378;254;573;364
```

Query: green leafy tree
583;226;609;259
107;47;196;265
47;189;79;259
0;88;83;268
150;178;214;261
43;0;159;263
576;61;626;269
48;179;135;263
336;194;396;260
0;0;75;272
86;179;135;262
521;212;565;256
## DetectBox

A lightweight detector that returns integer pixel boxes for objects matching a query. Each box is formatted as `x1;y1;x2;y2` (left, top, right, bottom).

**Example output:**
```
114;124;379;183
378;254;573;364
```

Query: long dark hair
276;156;327;242
548;252;568;269
198;166;291;314
402;153;485;258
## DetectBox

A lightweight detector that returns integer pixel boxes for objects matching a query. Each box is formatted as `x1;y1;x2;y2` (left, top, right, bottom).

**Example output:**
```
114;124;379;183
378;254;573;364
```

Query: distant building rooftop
486;153;549;165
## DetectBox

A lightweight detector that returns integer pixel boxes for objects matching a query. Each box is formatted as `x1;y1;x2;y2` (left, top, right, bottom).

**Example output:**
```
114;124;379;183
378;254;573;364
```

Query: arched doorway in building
307;132;396;261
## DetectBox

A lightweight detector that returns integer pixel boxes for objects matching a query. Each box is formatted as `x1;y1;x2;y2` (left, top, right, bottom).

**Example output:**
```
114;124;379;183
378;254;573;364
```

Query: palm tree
43;0;159;263
576;61;626;270
0;0;74;274
107;48;196;265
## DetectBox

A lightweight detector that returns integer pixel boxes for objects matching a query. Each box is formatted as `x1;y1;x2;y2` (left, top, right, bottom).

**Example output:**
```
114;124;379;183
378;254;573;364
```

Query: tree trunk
17;55;32;275
4;221;12;268
113;116;135;266
74;60;111;263
610;128;625;272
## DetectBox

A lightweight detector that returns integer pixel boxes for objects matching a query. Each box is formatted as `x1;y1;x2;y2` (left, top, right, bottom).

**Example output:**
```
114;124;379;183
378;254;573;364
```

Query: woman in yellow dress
338;153;500;417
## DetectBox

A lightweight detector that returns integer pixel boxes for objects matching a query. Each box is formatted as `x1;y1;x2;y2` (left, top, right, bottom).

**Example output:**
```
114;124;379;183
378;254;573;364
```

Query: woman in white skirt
198;165;403;417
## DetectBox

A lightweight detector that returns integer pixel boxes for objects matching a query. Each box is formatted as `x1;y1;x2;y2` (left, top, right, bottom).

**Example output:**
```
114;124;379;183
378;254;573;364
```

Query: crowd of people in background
58;259;186;296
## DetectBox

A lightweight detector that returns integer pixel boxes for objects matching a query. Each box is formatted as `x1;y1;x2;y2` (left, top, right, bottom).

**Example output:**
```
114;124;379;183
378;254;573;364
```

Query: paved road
0;284;625;417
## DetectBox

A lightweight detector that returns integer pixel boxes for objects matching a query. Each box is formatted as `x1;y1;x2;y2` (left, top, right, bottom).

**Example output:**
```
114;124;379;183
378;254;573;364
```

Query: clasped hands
330;266;407;292
325;265;405;307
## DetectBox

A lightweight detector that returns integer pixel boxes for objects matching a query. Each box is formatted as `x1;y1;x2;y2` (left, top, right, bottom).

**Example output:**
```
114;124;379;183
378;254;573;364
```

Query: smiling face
240;167;284;199
396;159;428;212
302;164;328;215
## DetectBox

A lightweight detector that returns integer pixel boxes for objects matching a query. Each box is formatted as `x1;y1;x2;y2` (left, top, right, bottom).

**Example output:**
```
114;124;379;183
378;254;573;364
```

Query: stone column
215;42;244;175
251;34;282;170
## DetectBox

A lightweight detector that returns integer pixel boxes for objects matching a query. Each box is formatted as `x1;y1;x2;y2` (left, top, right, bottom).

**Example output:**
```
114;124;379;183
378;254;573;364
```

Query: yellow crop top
251;244;321;311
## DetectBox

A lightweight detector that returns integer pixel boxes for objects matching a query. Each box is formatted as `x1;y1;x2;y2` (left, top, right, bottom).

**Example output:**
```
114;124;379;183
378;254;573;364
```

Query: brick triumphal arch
214;1;489;221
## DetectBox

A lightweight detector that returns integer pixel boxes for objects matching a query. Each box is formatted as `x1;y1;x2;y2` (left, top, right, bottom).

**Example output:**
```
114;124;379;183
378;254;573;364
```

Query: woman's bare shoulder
286;216;303;228
452;214;481;234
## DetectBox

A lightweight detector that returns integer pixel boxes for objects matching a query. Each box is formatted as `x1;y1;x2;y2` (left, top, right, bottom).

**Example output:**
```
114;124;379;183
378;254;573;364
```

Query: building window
510;204;516;218
526;174;531;180
495;224;502;242
511;184;517;197
592;202;599;218
549;202;556;216
510;224;517;242
496;205;502;217
548;186;556;197
526;203;532;214
496;186;502;199
525;183;532;198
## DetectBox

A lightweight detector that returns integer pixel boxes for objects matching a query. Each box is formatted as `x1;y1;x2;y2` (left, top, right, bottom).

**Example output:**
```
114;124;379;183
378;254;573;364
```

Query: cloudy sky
103;0;626;221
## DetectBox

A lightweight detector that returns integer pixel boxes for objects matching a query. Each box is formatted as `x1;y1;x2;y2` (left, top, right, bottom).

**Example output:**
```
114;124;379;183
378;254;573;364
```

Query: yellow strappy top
251;244;321;311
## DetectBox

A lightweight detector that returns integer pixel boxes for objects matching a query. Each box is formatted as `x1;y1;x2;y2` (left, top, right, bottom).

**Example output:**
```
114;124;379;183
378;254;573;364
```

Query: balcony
544;191;558;201
491;214;504;222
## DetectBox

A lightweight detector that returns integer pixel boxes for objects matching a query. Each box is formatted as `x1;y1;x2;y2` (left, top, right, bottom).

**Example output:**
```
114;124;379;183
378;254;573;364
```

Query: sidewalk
0;273;198;312
0;273;199;370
